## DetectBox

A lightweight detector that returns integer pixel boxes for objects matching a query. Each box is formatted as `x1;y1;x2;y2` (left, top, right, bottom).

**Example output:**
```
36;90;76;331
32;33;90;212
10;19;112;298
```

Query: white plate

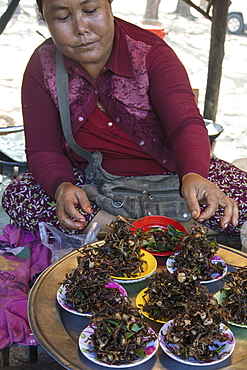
57;281;127;316
214;290;247;328
166;253;227;284
79;325;158;368
159;320;235;366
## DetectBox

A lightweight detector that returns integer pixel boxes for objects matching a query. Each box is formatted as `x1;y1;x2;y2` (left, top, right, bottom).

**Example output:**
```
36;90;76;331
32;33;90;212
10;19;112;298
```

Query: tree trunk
143;0;161;24
175;0;194;19
203;0;230;121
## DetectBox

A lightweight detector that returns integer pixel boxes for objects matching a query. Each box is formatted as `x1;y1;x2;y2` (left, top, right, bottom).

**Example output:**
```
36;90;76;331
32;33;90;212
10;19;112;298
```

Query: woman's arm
147;42;238;227
147;42;210;181
22;46;75;198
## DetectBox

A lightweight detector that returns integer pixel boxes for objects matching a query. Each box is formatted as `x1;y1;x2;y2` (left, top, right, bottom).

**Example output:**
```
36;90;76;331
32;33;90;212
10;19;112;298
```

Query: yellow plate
111;250;157;284
136;288;169;323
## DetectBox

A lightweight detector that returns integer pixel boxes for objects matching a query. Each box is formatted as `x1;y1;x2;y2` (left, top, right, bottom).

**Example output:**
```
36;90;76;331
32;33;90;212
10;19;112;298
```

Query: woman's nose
74;16;88;36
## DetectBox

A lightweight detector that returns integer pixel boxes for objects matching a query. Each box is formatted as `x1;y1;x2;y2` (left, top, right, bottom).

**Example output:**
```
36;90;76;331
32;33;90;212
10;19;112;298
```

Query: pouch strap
55;48;93;164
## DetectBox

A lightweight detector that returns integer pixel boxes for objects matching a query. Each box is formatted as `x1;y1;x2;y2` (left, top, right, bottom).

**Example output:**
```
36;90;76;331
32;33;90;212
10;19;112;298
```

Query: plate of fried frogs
57;215;158;318
214;265;247;328
79;315;158;368
72;216;157;284
166;226;227;284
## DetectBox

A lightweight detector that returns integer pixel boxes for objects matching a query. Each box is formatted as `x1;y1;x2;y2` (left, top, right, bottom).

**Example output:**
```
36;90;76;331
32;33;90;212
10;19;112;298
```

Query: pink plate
130;216;187;257
57;281;127;316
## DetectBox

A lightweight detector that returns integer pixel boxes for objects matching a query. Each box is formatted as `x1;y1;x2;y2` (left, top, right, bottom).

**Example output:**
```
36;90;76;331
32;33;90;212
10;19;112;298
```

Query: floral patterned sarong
2;157;247;235
1;169;100;236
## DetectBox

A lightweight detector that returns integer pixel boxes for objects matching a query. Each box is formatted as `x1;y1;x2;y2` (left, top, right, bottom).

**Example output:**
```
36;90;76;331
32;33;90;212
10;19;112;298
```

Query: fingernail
78;217;85;221
86;206;92;211
192;210;198;218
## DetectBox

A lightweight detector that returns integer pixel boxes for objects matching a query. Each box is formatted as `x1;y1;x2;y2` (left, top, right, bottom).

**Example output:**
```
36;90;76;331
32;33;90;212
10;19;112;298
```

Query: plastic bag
240;221;247;254
39;221;100;263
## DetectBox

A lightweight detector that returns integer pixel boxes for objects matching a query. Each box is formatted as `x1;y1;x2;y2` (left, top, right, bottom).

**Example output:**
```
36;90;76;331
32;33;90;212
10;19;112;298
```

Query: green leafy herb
133;348;146;358
140;225;185;253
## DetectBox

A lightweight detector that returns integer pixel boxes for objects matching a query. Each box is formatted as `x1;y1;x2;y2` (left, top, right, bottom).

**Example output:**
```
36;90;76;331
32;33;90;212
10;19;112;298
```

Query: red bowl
130;216;187;256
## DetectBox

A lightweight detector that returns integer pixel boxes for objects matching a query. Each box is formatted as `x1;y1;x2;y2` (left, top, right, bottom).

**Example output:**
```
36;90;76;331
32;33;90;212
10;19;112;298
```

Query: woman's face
42;0;114;76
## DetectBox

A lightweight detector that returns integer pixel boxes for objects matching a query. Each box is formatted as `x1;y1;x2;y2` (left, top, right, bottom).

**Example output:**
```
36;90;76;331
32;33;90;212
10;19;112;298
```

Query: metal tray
28;244;247;370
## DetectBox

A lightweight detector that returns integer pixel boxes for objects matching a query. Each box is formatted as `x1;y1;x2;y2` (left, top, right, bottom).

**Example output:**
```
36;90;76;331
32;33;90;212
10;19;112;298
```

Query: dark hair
36;0;43;19
36;0;113;19
36;0;42;16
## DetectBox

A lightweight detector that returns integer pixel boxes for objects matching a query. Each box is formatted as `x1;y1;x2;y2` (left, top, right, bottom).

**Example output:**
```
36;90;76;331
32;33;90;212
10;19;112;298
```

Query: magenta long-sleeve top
22;17;210;199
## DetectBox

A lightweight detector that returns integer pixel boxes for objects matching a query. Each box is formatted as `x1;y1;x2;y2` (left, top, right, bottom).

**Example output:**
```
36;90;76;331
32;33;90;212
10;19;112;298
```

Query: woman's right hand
54;182;93;230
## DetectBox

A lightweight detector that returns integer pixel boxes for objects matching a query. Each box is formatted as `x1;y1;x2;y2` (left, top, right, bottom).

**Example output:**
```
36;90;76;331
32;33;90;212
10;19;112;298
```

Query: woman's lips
75;41;96;48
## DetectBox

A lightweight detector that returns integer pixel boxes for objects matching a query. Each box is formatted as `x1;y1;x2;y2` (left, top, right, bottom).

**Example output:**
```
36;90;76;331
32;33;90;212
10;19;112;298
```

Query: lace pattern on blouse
39;43;95;121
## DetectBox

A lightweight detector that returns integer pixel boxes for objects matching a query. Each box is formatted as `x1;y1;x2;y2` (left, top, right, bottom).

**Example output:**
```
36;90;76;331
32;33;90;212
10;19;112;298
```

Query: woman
2;0;242;235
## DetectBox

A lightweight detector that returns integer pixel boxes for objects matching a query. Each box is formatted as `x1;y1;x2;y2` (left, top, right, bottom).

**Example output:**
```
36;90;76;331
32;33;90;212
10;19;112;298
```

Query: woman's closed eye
52;11;70;21
83;7;99;15
56;15;69;21
53;7;99;21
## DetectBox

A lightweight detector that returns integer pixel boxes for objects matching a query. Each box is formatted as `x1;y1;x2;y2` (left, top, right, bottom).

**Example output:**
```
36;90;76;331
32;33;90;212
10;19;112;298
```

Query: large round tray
28;243;247;370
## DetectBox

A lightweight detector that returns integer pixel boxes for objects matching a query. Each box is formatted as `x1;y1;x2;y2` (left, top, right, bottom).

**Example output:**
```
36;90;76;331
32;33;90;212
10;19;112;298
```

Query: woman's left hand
55;182;93;230
181;172;239;229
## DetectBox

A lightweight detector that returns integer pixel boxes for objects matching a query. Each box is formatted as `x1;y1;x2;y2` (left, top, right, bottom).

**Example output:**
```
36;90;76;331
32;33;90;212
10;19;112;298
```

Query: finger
185;195;202;220
56;202;86;230
197;201;218;222
59;215;86;231
62;189;92;221
198;195;239;229
76;192;93;214
63;205;87;225
219;199;239;229
231;201;239;226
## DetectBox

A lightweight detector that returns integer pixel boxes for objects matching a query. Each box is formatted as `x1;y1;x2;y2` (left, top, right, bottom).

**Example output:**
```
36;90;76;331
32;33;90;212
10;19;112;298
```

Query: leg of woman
1;169;102;235
200;157;247;235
